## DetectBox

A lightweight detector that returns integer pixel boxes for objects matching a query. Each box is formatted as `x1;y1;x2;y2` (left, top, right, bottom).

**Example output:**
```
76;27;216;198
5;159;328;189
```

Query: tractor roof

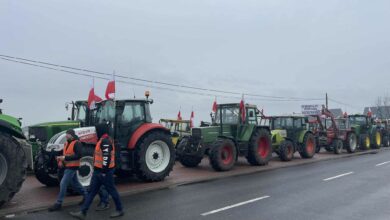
217;103;257;108
269;115;307;119
348;114;367;117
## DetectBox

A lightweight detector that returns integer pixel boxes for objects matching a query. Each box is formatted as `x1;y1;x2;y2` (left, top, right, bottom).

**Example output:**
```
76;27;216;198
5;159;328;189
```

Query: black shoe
110;210;124;218
48;203;62;212
70;211;87;220
96;203;110;211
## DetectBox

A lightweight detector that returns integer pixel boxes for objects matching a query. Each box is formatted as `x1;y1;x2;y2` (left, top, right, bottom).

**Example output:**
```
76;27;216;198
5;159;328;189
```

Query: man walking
70;124;124;219
49;129;87;212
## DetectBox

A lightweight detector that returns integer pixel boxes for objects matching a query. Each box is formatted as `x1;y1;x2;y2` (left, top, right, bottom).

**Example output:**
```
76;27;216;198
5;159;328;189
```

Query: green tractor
264;116;316;161
0;99;31;208
176;103;272;171
348;114;382;150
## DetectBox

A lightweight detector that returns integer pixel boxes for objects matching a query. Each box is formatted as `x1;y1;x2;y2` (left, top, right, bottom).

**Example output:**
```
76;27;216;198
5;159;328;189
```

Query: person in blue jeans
49;129;87;212
70;124;123;219
96;185;110;211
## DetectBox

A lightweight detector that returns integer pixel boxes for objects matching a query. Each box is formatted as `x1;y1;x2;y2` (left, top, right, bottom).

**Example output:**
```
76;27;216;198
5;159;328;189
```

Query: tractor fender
0;120;25;139
127;123;170;150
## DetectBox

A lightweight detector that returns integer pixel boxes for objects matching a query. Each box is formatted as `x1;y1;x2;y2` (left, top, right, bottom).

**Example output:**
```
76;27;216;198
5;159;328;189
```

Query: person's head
65;129;77;141
96;123;110;139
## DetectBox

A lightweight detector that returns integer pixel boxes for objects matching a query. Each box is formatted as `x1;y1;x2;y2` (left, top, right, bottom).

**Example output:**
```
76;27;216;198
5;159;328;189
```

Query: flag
87;80;103;109
240;96;246;122
212;98;217;112
105;72;115;100
177;110;182;120
343;112;348;118
190;110;194;128
367;107;372;117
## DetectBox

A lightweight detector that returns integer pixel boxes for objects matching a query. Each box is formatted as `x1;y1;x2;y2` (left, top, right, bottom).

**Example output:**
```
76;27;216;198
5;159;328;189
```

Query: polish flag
105;73;115;100
212;98;218;112
87;79;103;109
240;96;246;122
190;110;195;128
367;107;372;117
177;110;182;120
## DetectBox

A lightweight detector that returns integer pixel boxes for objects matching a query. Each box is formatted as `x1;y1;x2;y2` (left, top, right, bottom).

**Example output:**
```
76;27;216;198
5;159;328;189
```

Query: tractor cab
94;99;153;149
270;116;308;140
348;115;371;128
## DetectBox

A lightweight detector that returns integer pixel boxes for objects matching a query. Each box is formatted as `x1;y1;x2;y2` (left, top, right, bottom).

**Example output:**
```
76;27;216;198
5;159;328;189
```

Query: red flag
87;87;103;109
177;110;182;120
190;111;194;128
105;74;115;100
367;107;372;117
240;98;246;122
212;99;217;112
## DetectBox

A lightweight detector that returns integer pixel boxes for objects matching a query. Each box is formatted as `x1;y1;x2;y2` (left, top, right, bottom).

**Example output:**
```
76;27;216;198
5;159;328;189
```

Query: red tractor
313;106;358;154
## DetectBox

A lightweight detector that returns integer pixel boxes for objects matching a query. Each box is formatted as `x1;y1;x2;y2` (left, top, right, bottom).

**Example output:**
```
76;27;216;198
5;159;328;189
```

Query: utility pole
326;93;328;109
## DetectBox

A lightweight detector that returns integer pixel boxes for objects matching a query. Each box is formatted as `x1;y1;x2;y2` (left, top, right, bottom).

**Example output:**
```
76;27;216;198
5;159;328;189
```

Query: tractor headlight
46;144;63;152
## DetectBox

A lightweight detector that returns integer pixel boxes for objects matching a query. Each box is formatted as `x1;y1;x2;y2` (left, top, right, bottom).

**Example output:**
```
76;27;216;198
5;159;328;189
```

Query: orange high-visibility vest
94;138;115;169
63;140;80;168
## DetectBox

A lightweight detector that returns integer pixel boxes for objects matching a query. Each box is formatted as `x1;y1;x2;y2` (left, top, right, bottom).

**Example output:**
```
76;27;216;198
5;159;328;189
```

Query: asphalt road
9;150;390;220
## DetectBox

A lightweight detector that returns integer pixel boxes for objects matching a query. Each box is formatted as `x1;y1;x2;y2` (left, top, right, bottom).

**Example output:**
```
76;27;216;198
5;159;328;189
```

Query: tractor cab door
291;118;306;141
114;101;147;149
237;107;257;141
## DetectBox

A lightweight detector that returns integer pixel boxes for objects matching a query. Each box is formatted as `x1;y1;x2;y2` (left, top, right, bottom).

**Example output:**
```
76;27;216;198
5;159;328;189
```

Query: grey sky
1;0;389;126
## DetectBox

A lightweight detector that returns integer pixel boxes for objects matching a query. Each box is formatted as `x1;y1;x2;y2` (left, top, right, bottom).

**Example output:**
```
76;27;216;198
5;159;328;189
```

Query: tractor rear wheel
135;131;175;181
210;139;237;171
345;133;357;153
279;140;294;161
333;139;343;154
34;150;59;187
371;129;382;149
246;129;272;166
359;134;370;150
299;133;316;158
0;132;27;208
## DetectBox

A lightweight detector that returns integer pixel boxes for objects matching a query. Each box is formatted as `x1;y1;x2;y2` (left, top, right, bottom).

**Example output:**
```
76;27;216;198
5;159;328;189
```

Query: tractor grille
29;127;48;142
191;128;202;139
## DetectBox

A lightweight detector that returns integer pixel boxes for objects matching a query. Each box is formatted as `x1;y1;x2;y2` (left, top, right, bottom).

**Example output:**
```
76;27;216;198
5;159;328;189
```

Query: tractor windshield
349;116;367;126
272;117;294;129
96;101;116;124
215;106;239;124
75;103;87;121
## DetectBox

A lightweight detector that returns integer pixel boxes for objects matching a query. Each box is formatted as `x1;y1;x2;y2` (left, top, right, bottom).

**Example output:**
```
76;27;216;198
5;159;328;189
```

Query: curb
2;148;388;218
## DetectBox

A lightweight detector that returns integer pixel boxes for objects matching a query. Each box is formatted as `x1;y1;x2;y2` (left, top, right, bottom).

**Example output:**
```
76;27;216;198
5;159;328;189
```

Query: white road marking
376;161;390;167
201;196;270;216
323;172;354;181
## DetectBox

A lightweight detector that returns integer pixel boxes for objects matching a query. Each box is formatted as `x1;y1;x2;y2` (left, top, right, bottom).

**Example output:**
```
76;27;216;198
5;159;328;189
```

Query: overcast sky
1;0;390;126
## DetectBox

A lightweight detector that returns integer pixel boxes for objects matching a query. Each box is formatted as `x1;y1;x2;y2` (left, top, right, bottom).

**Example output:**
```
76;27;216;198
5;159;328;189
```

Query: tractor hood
0;114;24;138
45;126;98;152
29;120;80;128
190;125;234;144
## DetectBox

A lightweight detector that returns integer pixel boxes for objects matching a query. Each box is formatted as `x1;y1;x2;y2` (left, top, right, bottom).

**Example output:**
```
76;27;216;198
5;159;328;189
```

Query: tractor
263;115;316;161
35;93;175;188
33;101;93;187
176;103;272;172
312;107;358;154
0;99;32;208
375;119;390;147
159;119;191;147
348;114;382;150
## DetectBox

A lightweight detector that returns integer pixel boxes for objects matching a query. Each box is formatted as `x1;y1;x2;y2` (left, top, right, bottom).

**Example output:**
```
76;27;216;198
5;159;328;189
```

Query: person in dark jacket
49;129;88;212
70;123;124;219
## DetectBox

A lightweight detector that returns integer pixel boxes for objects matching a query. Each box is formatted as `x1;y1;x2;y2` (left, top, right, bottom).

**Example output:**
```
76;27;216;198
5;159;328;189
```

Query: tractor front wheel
279;140;294;161
246;129;272;166
210;139;237;171
333;139;343;155
383;135;390;147
34;150;59;187
0;132;27;208
299;133;316;158
177;137;203;168
359;134;370;150
345;133;357;153
371;129;382;149
135;131;175;181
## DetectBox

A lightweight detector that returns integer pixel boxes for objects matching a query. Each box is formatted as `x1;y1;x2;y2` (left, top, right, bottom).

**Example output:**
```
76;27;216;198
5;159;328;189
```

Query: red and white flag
190;110;195;128
240;96;246;122
367;107;372;117
88;79;103;109
177;110;182;120
212;98;218;112
105;72;116;100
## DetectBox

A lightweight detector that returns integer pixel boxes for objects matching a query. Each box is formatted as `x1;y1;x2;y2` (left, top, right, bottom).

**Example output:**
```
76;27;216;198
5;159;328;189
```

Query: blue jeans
56;169;87;205
98;185;109;206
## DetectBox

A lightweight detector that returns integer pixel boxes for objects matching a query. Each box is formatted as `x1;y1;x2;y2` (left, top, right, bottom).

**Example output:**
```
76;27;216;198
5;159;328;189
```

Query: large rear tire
34;150;59;187
0;132;27;208
246;129;272;166
279;140;294;161
345;133;357;153
135;131;175;181
371;129;382;149
210;139;237;171
299;133;316;158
